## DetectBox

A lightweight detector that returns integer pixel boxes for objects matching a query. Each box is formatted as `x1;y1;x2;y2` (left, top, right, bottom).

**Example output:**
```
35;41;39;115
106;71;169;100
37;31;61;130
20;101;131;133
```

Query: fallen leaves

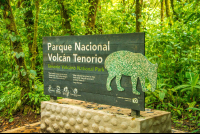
0;111;40;132
93;107;98;110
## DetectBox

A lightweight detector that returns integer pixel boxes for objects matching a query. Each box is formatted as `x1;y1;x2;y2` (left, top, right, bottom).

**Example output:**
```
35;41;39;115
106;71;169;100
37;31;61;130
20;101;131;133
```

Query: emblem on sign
56;86;61;94
63;86;69;97
105;50;158;95
48;85;55;93
132;98;138;103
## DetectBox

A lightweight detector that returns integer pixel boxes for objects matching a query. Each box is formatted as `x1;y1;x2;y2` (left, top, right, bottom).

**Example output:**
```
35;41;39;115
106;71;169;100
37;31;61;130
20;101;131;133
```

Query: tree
58;0;74;35
161;0;164;29
165;0;172;26
0;0;30;105
96;2;103;34
86;0;99;35
170;0;179;21
22;0;34;61
31;0;40;72
135;0;142;32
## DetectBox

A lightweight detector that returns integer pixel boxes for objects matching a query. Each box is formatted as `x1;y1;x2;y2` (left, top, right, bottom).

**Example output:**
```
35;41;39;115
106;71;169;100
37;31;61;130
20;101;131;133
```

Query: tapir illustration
104;50;158;95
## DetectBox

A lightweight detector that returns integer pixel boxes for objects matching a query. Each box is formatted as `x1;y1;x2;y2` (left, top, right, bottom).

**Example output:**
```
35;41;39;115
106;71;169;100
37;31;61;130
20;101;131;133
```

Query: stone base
40;100;171;133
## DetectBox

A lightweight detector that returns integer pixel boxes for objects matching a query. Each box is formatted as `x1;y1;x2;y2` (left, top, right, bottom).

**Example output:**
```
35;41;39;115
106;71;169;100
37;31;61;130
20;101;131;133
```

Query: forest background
0;0;200;132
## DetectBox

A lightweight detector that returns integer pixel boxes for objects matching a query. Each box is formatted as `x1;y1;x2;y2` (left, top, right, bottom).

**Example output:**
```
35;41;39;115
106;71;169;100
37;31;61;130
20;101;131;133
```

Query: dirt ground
0;98;197;133
0;111;40;133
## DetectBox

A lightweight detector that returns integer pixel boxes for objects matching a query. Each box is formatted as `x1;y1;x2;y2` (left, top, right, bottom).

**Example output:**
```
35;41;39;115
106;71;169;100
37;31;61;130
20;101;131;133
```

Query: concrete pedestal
40;100;171;133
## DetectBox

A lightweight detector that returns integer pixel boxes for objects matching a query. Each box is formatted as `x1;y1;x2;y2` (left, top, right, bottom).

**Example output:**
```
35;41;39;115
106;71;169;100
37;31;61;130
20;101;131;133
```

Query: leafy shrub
24;78;50;114
0;79;21;118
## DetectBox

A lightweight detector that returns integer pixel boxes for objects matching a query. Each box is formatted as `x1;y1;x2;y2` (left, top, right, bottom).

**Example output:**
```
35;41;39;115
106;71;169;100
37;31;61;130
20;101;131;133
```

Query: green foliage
29;70;37;80
0;79;21;118
24;78;50;114
0;0;199;131
9;117;14;123
174;73;200;102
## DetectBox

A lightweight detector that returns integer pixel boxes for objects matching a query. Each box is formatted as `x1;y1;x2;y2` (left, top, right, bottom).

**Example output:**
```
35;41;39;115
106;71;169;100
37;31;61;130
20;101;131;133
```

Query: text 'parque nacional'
47;41;110;63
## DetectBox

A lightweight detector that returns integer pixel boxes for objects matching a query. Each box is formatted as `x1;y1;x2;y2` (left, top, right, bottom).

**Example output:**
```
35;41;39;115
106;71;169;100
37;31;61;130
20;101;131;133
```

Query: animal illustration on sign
104;50;158;95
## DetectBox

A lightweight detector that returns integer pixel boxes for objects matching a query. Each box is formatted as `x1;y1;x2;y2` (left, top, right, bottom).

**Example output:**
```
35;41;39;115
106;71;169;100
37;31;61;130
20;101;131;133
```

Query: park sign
43;33;157;111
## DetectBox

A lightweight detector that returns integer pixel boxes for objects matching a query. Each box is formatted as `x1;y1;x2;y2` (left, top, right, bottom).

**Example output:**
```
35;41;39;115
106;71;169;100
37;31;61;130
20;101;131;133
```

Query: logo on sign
48;85;55;93
132;98;138;103
56;86;61;94
63;86;69;97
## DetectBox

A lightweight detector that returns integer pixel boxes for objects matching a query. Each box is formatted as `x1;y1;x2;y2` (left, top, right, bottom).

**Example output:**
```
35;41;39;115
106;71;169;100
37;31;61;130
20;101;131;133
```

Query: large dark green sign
43;33;147;111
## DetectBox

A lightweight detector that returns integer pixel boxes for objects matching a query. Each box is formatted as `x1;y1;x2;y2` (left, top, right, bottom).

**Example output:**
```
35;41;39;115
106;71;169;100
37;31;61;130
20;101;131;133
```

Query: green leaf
185;72;194;79
7;11;11;16
3;73;8;77
28;93;32;98
16;100;21;107
14;52;24;59
148;56;159;61
9;118;14;122
19;52;25;58
3;33;8;39
33;85;38;89
168;103;174;108
10;35;16;42
1;5;4;10
186;108;200;111
131;13;135;16
177;110;181;116
0;85;4;91
11;6;16;11
30;70;37;76
174;85;189;90
161;89;167;94
191;74;199;87
16;52;20;59
15;65;19;70
16;35;21;42
187;101;196;108
194;85;200;89
35;98;38;104
20;69;26;76
180;87;192;93
159;91;165;101
184;13;195;23
191;130;200;133
5;18;11;25
29;70;37;80
138;18;143;22
27;66;30;70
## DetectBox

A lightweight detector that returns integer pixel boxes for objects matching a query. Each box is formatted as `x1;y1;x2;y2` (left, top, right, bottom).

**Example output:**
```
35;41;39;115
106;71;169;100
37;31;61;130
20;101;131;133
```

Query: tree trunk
170;0;179;21
0;0;30;103
122;0;125;13
23;0;42;82
31;0;40;71
17;0;24;8
161;0;164;28
58;0;74;35
86;0;99;35
135;0;142;32
97;4;103;34
165;0;172;26
22;0;34;63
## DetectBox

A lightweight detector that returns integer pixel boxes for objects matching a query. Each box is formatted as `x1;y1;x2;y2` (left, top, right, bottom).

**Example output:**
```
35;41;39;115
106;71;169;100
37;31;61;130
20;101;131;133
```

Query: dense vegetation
0;0;199;132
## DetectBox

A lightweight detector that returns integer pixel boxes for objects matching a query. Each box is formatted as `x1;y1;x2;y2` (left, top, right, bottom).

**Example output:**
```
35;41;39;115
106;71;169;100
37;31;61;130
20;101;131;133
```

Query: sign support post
50;96;57;102
131;109;140;117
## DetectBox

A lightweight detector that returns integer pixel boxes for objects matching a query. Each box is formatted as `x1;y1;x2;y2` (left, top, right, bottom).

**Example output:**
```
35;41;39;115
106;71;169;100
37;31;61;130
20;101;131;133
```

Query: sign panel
43;33;145;111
